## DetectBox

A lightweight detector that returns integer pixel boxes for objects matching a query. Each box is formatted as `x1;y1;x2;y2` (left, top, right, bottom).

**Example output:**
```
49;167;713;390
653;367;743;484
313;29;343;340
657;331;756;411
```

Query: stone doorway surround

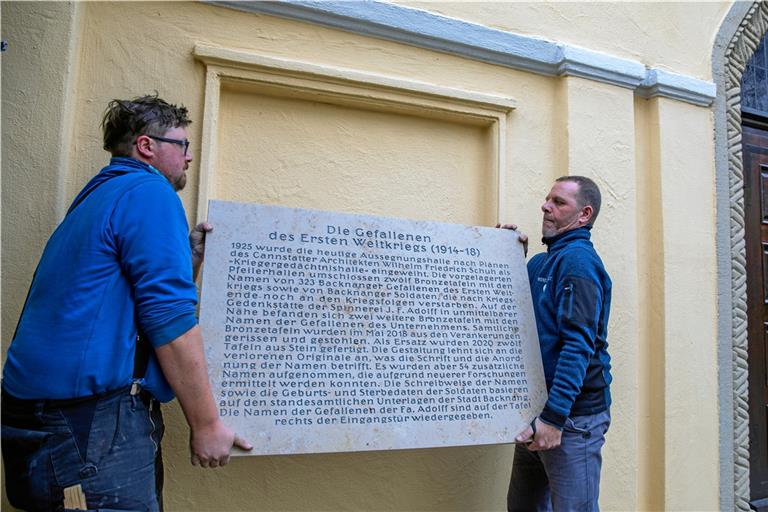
714;2;768;511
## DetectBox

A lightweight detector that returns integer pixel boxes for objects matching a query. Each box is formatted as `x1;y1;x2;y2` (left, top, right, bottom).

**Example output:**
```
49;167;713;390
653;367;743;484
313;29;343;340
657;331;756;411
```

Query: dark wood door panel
744;124;768;507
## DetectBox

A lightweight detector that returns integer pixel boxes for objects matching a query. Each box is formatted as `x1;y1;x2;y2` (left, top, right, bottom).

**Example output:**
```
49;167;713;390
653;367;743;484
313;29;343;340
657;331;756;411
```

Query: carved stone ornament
724;2;768;510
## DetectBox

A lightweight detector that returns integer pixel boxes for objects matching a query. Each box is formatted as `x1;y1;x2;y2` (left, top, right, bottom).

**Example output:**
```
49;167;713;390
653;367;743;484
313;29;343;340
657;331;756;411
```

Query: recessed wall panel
215;85;494;226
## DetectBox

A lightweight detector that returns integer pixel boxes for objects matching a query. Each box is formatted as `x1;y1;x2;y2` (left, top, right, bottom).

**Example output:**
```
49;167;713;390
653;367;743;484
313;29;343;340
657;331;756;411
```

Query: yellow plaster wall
559;77;641;510
655;98;719;511
1;1;81;344
2;2;725;511
215;85;494;223
634;95;666;512
396;1;731;81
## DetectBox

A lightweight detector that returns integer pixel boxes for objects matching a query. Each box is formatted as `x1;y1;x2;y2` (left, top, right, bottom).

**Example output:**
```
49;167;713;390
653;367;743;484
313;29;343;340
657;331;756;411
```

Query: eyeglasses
147;134;190;155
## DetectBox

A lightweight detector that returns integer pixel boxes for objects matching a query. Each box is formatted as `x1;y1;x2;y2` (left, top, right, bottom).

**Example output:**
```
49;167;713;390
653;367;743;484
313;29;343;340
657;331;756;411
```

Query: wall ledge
637;69;718;107
208;0;716;107
558;45;646;89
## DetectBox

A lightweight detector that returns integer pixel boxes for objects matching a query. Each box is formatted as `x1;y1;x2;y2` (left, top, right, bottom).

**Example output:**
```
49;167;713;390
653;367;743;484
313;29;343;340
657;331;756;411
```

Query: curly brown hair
101;94;191;157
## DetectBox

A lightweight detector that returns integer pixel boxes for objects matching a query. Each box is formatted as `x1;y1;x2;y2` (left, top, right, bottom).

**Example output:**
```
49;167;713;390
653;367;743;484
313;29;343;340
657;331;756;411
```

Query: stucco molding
193;44;518;113
193;44;515;221
208;0;716;107
557;44;645;89
636;68;718;107
209;0;562;76
714;1;768;511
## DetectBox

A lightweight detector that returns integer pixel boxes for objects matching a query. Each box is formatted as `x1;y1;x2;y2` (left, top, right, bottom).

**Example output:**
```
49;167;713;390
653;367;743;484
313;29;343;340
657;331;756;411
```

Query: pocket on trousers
83;396;124;467
83;393;150;467
1;423;53;454
562;417;589;436
75;397;160;511
101;395;156;468
1;424;57;507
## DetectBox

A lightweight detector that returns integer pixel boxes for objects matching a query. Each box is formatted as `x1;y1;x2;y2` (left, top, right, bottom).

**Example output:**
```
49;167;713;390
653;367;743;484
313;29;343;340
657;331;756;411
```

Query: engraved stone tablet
199;200;546;456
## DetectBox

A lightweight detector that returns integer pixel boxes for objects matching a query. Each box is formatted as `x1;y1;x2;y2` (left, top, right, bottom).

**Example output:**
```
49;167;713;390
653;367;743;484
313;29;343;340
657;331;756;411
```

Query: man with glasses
2;94;252;510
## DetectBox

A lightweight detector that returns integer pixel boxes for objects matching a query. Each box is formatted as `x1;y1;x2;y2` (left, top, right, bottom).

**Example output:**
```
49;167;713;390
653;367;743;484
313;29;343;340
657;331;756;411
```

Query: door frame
742;121;768;510
714;2;768;511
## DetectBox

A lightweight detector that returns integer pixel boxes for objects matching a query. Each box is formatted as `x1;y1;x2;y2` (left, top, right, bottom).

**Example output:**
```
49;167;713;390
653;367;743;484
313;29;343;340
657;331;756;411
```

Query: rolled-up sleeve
110;179;198;347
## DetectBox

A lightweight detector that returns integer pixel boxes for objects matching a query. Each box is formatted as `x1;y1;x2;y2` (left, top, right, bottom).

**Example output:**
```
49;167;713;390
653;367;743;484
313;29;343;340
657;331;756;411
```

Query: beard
541;215;581;238
172;172;187;191
542;219;557;237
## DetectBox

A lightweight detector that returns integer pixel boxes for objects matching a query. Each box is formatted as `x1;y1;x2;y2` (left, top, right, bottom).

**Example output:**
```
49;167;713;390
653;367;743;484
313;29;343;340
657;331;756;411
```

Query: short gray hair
556;175;602;225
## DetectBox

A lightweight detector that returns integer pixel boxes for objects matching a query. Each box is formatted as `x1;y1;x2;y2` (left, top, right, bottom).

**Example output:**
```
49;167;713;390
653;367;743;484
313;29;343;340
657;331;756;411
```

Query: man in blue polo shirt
505;176;612;512
2;95;252;510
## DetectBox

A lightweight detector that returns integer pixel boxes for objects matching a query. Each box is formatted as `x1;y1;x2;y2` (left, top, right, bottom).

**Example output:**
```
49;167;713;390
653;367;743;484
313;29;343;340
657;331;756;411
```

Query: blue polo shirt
3;157;198;402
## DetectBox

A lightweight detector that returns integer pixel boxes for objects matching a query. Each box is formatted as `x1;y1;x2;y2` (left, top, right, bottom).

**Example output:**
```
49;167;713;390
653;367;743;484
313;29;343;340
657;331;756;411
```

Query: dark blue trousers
2;386;164;511
507;410;610;512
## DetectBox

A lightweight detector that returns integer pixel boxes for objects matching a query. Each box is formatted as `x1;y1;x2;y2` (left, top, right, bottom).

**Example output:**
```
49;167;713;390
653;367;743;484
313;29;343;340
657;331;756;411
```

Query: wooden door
744;123;768;512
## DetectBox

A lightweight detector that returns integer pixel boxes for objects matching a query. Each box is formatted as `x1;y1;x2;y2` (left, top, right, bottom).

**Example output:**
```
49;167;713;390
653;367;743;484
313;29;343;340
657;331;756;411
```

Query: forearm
154;325;218;430
154;324;252;466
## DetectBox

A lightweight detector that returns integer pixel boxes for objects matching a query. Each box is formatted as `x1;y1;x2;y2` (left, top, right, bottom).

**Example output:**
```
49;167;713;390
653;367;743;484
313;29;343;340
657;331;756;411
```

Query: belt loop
34;400;46;418
130;380;141;396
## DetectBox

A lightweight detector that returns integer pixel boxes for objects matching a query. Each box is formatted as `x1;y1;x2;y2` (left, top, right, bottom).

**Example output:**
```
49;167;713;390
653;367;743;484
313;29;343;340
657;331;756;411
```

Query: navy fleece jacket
528;227;612;429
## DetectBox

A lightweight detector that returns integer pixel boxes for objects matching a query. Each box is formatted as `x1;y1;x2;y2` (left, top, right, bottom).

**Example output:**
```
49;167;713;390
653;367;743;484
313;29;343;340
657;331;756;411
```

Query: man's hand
190;222;213;280
190;420;253;468
496;223;529;257
155;326;253;469
515;417;562;451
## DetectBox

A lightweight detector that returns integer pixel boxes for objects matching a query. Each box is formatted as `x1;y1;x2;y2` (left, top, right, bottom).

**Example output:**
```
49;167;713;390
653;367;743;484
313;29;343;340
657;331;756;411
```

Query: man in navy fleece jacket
506;176;612;512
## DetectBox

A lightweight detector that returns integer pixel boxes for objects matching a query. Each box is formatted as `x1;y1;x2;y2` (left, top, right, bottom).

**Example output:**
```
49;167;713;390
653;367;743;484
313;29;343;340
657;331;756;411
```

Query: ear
134;134;155;159
578;204;594;226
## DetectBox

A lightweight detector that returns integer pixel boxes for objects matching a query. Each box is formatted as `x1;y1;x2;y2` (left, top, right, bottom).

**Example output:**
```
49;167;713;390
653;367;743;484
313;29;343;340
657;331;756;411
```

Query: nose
541;201;551;213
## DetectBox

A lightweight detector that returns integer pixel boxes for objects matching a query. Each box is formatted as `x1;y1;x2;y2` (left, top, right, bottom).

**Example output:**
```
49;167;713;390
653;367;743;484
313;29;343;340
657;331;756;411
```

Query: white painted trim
197;67;222;221
495;114;509;222
558;45;646;89
193;44;517;112
193;44;514;223
207;0;716;107
209;0;562;76
637;69;718;107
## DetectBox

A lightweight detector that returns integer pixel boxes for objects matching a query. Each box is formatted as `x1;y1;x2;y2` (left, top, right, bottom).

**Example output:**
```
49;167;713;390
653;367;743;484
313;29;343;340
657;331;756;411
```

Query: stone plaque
199;200;546;456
